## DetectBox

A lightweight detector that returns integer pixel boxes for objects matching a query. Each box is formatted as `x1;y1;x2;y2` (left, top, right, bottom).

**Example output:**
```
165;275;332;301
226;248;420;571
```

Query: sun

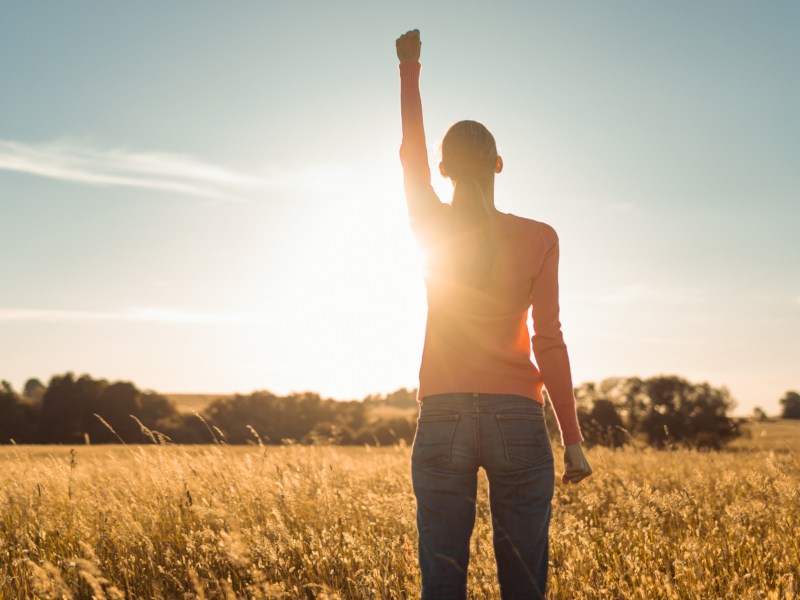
246;162;429;399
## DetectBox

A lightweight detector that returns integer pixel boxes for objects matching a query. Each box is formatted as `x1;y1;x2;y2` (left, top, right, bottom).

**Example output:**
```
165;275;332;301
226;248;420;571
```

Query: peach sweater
399;61;583;446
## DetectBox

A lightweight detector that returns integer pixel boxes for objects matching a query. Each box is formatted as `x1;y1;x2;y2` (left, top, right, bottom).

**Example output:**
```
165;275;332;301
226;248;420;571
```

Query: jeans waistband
422;392;542;412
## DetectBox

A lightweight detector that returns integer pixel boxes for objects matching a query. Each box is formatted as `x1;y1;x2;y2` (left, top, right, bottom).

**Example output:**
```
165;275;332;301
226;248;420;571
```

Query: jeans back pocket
411;414;460;467
496;413;553;468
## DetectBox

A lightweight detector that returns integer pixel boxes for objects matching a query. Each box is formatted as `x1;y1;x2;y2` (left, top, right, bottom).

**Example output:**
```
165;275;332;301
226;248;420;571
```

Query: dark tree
202;391;342;444
638;376;740;449
0;388;39;443
779;391;800;419
87;381;143;442
32;373;183;444
39;373;107;443
23;378;46;401
584;399;627;448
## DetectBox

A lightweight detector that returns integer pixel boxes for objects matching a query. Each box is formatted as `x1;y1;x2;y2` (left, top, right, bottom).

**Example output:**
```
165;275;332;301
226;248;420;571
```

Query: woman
396;29;592;600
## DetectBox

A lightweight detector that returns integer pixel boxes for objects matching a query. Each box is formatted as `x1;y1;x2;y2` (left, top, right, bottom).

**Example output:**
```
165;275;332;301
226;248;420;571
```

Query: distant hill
732;418;800;452
165;394;233;414
166;392;419;419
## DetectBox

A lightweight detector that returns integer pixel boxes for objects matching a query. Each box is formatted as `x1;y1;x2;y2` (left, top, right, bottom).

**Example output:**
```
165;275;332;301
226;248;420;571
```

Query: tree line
1;373;796;448
0;374;417;446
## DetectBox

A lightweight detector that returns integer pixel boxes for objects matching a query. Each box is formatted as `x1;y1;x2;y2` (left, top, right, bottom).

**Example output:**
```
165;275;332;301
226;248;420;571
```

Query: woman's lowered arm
530;225;592;484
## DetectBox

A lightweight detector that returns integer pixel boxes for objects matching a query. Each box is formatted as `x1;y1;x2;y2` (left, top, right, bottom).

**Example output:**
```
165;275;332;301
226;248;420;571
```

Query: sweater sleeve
530;225;584;446
399;61;447;248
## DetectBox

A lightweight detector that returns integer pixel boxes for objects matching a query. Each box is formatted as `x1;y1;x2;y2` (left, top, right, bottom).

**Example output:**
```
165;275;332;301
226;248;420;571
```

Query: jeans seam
473;392;481;464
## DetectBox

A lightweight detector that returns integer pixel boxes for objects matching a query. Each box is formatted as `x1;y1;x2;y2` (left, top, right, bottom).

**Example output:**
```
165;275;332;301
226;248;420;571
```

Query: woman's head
440;120;503;186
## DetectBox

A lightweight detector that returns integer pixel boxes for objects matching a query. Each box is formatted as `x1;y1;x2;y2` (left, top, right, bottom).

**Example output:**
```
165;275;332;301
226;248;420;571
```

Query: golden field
1;420;798;599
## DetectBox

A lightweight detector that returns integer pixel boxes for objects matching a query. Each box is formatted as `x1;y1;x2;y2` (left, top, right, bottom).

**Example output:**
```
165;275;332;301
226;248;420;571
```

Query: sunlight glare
248;162;428;399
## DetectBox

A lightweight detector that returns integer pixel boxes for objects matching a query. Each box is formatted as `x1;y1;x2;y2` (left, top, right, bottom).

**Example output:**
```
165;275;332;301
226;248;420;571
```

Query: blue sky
1;2;798;414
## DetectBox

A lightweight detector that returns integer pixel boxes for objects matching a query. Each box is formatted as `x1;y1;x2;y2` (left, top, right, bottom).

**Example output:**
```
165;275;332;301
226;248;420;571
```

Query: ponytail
437;120;499;289
449;174;495;288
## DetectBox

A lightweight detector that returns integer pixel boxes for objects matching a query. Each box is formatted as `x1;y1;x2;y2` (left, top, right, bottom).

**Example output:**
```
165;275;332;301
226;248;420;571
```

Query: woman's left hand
562;443;593;484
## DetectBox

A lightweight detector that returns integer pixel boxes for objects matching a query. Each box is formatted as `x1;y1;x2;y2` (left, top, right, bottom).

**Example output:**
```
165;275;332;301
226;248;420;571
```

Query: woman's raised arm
396;29;446;247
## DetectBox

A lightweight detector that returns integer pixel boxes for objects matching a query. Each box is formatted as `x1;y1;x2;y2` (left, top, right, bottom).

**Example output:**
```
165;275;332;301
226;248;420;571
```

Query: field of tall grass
1;420;798;599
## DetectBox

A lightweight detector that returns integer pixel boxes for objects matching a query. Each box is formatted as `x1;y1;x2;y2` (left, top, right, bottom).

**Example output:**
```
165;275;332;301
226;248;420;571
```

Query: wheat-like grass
0;421;798;599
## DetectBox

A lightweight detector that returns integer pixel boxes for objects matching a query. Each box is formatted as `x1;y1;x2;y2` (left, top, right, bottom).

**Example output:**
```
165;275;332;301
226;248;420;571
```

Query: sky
1;2;798;415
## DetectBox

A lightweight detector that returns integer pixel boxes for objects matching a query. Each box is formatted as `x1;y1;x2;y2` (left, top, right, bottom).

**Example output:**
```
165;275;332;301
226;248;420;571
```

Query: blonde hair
440;120;498;289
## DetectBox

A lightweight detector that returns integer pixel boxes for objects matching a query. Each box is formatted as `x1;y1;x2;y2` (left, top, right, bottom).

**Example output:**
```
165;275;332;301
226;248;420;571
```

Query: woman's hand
562;443;592;484
396;29;421;62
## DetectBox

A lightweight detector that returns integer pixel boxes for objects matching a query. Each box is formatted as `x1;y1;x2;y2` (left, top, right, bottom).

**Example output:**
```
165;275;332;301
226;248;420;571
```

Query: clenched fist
562;443;593;484
396;29;421;62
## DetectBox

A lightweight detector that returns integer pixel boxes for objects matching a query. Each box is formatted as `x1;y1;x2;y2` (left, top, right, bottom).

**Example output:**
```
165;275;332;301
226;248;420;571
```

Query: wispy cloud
0;138;363;202
0;138;272;201
0;306;263;324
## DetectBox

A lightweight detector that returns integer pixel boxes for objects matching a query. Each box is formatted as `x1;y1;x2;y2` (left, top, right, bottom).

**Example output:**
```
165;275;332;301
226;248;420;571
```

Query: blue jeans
411;393;555;600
